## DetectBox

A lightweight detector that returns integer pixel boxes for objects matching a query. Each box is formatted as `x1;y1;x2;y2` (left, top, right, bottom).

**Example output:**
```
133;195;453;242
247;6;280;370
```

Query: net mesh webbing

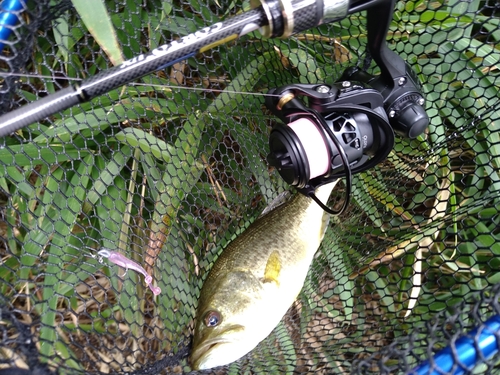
0;0;500;374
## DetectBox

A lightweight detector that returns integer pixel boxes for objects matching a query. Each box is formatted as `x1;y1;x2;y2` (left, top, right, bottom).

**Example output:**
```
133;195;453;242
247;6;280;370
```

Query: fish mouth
190;325;244;370
190;337;229;369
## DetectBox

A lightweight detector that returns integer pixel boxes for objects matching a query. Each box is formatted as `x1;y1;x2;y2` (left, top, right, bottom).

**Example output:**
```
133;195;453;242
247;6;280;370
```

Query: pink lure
98;249;161;295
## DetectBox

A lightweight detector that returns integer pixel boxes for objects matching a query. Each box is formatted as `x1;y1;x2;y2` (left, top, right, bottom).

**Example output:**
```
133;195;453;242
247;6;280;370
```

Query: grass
0;0;499;373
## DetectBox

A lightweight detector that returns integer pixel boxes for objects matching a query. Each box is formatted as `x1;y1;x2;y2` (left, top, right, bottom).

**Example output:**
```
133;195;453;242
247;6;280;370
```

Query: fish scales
190;180;338;370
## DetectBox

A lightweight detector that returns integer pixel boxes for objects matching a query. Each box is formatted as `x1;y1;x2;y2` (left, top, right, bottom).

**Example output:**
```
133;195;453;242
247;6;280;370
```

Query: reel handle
341;0;429;138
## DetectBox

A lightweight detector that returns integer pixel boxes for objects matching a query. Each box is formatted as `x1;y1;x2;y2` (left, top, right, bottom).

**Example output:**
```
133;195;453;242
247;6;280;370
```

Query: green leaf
71;0;124;66
209;51;280;115
274;321;297;374
115;127;176;163
86;146;132;205
0;144;90;166
53;12;69;64
280;46;323;84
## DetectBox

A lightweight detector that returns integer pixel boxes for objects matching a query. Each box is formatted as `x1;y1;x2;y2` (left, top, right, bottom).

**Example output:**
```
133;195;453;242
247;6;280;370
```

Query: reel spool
266;82;395;214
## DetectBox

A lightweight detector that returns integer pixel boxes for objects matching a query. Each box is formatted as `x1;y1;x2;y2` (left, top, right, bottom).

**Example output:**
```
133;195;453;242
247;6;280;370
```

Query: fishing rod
0;0;386;137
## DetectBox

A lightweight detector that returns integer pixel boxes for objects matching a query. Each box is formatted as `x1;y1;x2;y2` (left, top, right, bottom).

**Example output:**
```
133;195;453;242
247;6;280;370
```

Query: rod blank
0;7;265;137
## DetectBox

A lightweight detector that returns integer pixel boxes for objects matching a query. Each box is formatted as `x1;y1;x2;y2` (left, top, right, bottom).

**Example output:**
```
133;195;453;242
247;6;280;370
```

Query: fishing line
0;72;83;80
0;71;285;99
127;82;283;98
0;7;266;136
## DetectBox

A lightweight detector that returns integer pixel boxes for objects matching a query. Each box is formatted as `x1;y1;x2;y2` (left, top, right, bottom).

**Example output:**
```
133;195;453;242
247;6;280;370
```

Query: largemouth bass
190;180;339;370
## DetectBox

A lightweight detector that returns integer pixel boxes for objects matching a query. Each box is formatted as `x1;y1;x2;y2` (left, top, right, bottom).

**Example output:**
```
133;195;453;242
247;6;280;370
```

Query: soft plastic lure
98;249;161;296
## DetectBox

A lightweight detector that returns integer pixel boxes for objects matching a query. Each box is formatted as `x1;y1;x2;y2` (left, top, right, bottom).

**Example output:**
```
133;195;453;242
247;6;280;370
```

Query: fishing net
0;0;499;373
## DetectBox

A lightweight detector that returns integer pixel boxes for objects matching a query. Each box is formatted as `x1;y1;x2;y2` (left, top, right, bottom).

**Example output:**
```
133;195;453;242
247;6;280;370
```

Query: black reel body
266;82;395;214
264;0;429;214
341;62;429;139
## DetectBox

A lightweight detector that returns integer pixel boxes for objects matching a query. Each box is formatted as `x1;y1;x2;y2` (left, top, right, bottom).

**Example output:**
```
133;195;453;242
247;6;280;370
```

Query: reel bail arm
341;0;429;138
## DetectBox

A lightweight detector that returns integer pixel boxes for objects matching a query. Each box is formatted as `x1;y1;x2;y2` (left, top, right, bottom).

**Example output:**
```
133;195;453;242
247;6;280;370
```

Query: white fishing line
0;71;283;98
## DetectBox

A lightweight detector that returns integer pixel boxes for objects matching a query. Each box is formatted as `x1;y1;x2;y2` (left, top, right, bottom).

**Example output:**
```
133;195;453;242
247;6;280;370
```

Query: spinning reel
264;0;429;214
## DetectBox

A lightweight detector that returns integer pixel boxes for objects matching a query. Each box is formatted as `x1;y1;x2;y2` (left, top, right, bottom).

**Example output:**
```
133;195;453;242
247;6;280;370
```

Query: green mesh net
0;0;500;374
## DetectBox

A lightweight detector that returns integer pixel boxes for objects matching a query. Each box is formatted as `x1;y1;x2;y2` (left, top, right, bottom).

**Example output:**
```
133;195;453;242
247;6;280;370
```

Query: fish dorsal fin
259;190;292;218
262;251;281;286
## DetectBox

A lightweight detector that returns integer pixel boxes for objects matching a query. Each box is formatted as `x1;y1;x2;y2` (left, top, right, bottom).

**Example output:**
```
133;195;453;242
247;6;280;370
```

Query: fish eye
203;310;221;327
